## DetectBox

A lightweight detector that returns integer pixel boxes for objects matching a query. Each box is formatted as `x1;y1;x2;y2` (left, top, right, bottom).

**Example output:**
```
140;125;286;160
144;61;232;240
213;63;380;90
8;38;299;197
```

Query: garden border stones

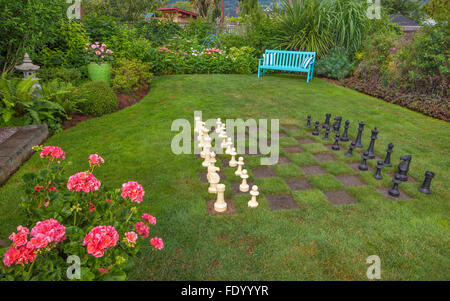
0;125;49;185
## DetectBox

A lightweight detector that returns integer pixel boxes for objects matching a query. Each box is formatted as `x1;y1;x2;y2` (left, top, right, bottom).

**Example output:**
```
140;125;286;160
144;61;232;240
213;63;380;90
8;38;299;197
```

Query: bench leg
258;67;261;78
263;69;266;76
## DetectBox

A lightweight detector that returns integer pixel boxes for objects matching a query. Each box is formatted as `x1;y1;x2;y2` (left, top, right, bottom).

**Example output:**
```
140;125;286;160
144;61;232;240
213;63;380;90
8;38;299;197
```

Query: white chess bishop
214;184;227;212
248;185;259;208
229;147;238;167
207;163;220;194
239;169;249;192
235;157;244;176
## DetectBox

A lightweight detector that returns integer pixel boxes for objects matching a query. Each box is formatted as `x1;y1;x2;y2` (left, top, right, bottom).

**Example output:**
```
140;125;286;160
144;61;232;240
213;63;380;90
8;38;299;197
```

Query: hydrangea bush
0;146;163;281
85;42;114;64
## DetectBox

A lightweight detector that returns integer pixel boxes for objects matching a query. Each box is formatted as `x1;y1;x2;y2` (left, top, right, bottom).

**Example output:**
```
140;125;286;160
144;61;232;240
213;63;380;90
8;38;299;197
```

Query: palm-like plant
0;73;35;123
276;0;334;57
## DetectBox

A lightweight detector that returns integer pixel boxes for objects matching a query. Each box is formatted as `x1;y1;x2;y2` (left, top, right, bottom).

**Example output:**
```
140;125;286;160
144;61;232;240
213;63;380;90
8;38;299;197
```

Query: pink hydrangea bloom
135;222;149;238
40;146;65;160
121;181;145;203
150;237;164;250
89;154;104;166
96;51;101;55
83;225;119;258
142;214;156;225
67;172;101;193
92;44;97;49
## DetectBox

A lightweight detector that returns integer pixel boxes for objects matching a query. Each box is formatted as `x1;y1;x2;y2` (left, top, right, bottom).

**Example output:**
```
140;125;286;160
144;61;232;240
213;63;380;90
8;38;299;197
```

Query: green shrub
316;47;355;81
41;79;85;114
107;26;153;62
82;13;121;42
112;59;153;93
38;67;83;85
135;19;181;46
78;81;118;116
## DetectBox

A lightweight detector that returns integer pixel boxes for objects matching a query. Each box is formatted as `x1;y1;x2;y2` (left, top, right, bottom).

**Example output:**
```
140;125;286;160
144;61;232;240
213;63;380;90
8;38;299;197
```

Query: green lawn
0;74;449;280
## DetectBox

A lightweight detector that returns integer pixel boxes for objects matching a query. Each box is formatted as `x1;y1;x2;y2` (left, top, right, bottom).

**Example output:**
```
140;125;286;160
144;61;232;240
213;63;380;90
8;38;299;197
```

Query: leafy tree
83;0;169;21
191;0;213;17
421;0;450;22
173;1;194;12
382;0;423;21
239;0;259;16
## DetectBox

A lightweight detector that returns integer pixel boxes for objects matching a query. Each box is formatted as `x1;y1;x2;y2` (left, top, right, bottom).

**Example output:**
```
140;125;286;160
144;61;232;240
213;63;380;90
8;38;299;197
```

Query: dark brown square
266;194;299;211
283;146;304;154
231;182;254;195
206;199;238;216
335;175;366;187
347;162;373;172
314;153;337;162
296;138;315;144
200;171;225;183
284;178;313;191
377;187;412;201
301;165;326;176
273;156;291;165
283;125;300;131
252;167;277;178
324;191;357;206
279;132;289;138
325;144;344;152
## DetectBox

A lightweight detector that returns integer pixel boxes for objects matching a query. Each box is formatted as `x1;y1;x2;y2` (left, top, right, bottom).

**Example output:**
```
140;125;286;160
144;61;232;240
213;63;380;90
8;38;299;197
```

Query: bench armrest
258;58;264;66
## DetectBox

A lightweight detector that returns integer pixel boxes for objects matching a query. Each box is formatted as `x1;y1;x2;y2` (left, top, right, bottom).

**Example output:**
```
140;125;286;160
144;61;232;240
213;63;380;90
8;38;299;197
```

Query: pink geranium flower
89;154;104;166
135;222;149;238
83;226;119;258
40;146;65;160
125;232;138;244
67;172;101;193
142;214;156;225
150;237;164;250
121;181;145;203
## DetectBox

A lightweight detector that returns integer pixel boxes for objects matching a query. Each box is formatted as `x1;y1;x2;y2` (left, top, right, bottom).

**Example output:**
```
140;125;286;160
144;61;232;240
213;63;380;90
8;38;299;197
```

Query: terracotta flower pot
87;62;112;84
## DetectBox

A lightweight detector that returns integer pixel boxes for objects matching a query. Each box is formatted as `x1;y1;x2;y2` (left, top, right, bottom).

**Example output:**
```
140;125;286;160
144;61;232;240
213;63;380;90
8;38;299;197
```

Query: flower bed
1;146;163;280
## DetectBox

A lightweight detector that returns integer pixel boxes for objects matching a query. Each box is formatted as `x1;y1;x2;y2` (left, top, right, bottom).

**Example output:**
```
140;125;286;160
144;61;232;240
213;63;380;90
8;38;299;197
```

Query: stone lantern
15;53;42;96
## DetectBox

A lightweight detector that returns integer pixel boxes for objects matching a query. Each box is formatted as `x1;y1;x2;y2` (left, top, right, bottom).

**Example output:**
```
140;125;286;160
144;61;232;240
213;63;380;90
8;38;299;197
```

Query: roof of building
157;7;199;17
389;14;419;27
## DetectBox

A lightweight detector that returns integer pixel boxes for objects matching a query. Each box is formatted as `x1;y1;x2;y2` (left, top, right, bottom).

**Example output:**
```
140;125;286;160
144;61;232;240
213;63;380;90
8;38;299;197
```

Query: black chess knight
366;127;379;159
396;155;412;182
418;171;435;194
340;120;350;142
355;121;365;148
345;142;356;157
323;113;331;129
383;143;394;167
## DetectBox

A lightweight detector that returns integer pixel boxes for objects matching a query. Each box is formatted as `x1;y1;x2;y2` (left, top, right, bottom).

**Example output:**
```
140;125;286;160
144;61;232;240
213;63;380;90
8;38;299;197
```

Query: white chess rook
214;184;227;212
239;169;249;192
248;185;259;208
235;157;244;176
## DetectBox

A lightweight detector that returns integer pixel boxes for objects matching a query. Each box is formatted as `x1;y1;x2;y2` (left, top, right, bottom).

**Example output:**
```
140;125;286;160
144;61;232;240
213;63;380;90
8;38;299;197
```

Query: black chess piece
366;127;379;159
383;143;394;167
418;171;435;194
323;125;330;140
396;155;412;182
373;160;384;180
345;142;356;157
322;113;331;129
306;115;312;128
340;120;350;142
358;151;369;171
332;133;340;150
354;121;365;148
312;121;320;136
333;116;342;134
388;174;402;197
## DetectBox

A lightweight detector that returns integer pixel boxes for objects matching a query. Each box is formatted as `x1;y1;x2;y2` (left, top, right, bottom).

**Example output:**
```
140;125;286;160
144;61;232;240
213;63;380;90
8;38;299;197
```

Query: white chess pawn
235;157;244;176
215;118;222;134
239;169;249;192
248;185;259;208
201;136;212;159
214;184;227;212
219;128;228;149
229;147;238;167
225;138;233;155
207;164;221;194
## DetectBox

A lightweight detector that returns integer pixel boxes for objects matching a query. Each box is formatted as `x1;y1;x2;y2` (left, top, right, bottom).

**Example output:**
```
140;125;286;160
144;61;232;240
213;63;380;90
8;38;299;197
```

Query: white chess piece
229;147;238;167
209;151;217;166
194;117;202;135
214;184;227;212
219;126;228;149
248;185;259;208
225;138;233;155
239;169;249;192
196;121;205;143
201;136;212;159
215;118;222;134
202;147;211;167
235;157;244;176
207;163;220;194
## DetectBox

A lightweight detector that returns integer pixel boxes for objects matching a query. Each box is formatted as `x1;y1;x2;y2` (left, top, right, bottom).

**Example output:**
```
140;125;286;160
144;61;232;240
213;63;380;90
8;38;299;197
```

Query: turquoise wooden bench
258;50;316;83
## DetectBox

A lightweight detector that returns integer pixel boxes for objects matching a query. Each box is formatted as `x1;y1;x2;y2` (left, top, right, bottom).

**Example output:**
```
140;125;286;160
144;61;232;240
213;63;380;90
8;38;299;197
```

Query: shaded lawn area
0;74;449;280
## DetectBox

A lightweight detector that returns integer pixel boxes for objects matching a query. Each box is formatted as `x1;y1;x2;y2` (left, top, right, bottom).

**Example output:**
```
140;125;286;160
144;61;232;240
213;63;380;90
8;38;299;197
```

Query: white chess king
248;185;259;208
214;184;227;212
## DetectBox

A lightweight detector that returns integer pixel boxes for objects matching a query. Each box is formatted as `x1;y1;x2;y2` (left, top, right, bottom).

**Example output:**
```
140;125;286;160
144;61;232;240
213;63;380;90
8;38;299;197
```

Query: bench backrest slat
264;50;316;69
